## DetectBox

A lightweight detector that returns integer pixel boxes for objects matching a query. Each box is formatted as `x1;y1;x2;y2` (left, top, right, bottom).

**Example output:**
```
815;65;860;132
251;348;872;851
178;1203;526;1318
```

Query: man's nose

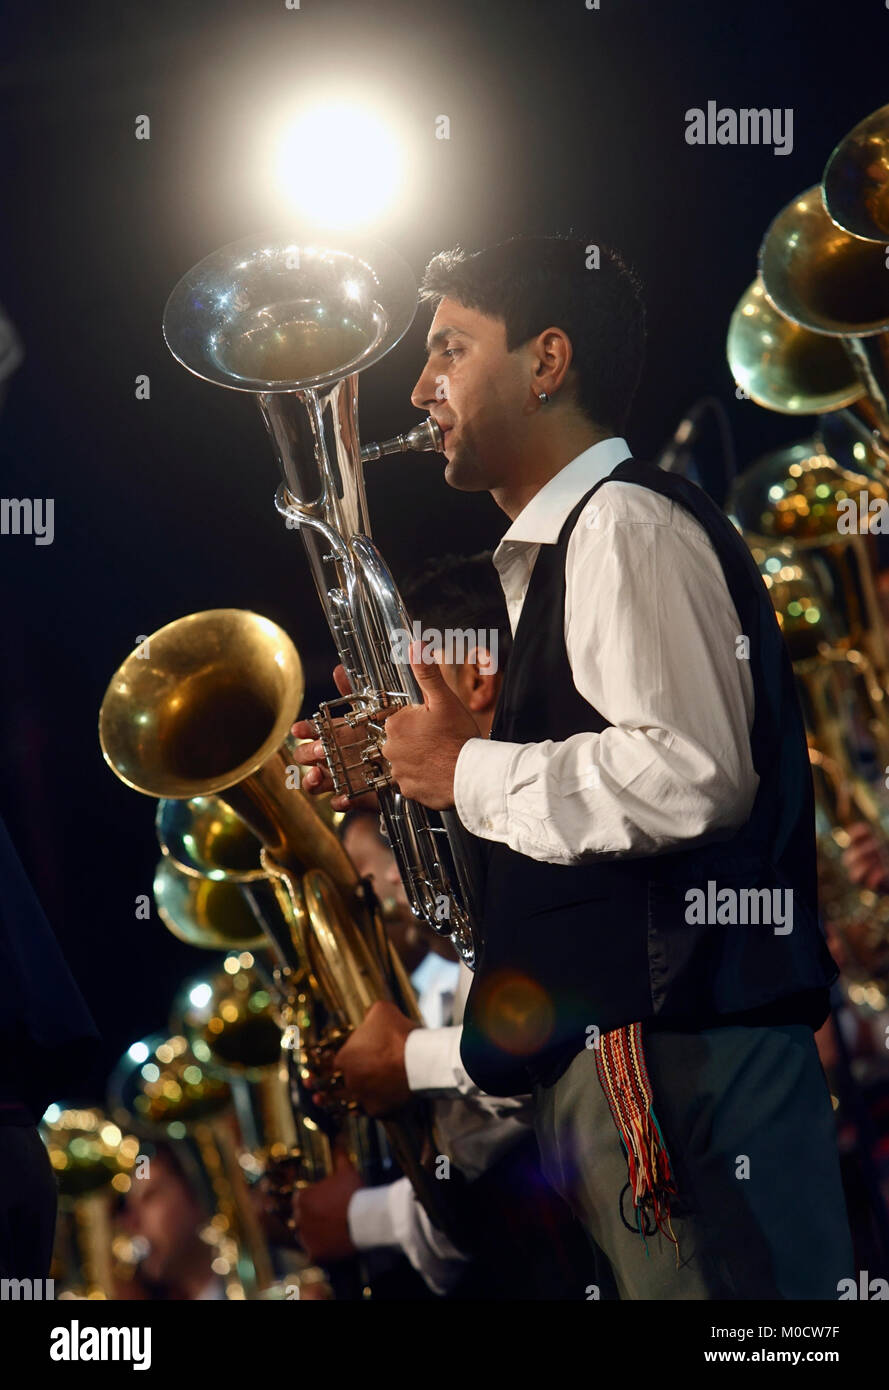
410;363;436;411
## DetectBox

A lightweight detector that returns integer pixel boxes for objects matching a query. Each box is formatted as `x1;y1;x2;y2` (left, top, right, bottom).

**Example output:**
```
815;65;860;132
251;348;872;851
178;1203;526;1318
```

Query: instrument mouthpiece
360;417;443;462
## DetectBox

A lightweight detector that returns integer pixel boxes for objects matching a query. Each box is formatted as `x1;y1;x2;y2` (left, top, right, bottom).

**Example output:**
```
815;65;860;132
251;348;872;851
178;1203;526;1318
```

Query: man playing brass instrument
297;235;853;1300
293;554;595;1298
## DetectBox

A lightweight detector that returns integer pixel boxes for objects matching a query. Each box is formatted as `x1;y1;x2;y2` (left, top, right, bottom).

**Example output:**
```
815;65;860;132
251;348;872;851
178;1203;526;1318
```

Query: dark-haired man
299;234;853;1300
296;553;595;1298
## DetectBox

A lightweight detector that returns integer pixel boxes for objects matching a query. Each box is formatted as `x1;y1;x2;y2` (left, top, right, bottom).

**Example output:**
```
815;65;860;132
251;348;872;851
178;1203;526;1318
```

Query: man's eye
443;347;462;359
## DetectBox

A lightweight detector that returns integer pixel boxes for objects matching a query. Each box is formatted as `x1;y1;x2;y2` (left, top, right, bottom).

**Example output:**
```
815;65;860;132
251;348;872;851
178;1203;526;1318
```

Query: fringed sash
594;1022;681;1262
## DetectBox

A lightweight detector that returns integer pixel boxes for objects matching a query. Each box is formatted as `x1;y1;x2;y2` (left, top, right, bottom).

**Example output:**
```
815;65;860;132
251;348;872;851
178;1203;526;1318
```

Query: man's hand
254;1156;303;1248
292;646;480;811
293;1151;362;1264
379;644;480;810
335;1000;419;1117
842;820;889;894
291;664;379;812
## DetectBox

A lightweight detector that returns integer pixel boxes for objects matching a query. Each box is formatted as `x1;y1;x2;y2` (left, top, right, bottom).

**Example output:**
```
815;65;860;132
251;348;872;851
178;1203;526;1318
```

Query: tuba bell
728;104;889;469
40;1103;142;1299
758;185;889;456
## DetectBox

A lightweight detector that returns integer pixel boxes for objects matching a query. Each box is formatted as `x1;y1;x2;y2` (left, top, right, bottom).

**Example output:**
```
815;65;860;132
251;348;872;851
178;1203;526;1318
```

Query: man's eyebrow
424;325;472;354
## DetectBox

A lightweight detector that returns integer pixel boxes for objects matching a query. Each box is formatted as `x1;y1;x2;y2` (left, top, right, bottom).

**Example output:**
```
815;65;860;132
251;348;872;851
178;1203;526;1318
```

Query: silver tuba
162;234;481;967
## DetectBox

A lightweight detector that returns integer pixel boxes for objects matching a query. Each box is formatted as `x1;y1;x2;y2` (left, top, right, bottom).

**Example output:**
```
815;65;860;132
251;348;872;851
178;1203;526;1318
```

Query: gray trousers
533;1023;855;1300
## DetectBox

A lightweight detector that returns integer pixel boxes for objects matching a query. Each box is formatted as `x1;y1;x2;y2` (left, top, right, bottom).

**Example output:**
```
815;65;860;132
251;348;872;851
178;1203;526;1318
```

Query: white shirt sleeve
454;481;758;864
347;1179;471;1296
404;1024;478;1096
404;964;531;1116
350;972;534;1288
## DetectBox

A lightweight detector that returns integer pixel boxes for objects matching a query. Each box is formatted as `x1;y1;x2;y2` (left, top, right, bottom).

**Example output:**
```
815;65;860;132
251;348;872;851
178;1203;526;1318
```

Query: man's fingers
303;765;335;795
290;741;326;767
844;843;889;875
408;640;450;709
845;821;874;844
334;664;353;698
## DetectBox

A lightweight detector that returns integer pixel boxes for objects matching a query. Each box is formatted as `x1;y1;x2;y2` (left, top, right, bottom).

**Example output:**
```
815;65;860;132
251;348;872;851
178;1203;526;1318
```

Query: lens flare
273;101;404;227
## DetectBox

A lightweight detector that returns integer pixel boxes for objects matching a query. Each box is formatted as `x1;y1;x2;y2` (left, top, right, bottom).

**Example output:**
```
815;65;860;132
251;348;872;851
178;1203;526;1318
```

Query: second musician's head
400;549;509;729
410;234;645;508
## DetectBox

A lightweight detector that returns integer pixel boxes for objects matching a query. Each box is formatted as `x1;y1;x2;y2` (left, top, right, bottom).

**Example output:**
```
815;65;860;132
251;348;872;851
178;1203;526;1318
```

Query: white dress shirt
347;957;532;1295
453;436;758;861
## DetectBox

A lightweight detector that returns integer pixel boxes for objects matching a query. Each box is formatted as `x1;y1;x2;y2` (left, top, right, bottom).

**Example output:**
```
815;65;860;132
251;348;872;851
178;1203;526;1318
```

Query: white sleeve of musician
453;484;757;864
403;1024;533;1122
404;1025;480;1097
347;1180;470;1295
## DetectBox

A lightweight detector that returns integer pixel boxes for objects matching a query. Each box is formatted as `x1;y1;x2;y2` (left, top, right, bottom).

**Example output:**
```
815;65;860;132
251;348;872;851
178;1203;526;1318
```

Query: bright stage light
271;100;405;228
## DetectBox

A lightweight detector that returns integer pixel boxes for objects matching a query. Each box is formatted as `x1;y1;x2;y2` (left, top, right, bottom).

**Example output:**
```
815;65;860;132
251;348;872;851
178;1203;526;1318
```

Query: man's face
410;296;531;492
122;1153;207;1283
343;815;413;928
343;815;426;970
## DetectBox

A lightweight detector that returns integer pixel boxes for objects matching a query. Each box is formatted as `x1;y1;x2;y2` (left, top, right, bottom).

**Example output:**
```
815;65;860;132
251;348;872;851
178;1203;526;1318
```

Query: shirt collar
495;436;632;550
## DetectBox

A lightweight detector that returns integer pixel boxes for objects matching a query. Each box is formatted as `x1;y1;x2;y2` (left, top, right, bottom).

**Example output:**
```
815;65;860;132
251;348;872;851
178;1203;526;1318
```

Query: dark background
0;0;884;1100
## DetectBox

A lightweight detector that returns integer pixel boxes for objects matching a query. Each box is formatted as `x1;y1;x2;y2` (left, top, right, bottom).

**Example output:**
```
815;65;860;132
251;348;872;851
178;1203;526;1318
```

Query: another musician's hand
254;1159;303;1248
291;665;379;811
292;1151;362;1264
842;820;889;893
335;1000;418;1118
380;643;480;810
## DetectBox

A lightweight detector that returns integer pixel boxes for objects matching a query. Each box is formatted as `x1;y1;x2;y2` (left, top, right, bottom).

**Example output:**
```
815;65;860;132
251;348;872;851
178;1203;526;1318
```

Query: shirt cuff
404;1026;466;1096
347;1186;401;1251
454;737;517;842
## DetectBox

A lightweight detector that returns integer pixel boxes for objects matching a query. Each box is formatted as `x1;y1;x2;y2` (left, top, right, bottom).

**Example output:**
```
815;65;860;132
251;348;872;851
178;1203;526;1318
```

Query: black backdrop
0;0;883;1098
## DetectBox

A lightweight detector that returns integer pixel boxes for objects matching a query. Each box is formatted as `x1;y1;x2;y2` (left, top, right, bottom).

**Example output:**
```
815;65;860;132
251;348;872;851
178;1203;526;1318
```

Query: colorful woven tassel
594;1022;680;1263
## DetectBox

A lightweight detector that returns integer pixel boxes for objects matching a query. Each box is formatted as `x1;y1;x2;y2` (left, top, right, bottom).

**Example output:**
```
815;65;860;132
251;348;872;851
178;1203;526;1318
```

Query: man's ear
476;642;498;672
470;649;502;713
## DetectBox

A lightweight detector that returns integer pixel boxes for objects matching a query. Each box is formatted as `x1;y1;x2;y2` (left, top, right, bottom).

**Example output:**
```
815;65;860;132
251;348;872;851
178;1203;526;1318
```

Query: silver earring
538;391;549;404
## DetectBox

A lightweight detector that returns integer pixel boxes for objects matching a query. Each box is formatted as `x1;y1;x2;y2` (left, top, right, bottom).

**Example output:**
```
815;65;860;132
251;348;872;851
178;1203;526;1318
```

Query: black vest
459;459;838;1096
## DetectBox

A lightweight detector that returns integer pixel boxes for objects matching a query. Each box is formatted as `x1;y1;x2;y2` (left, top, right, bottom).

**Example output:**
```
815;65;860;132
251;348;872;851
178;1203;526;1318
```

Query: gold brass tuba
107;1032;277;1298
40;1103;142;1299
161;234;481;969
152;805;400;1201
98;609;462;1242
725;105;889;1003
153;856;271;952
729;440;889;1000
728;104;889;469
823;104;889;248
